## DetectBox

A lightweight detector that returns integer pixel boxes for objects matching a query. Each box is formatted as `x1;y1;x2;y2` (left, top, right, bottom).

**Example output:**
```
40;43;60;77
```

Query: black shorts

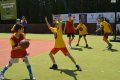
67;33;75;37
79;35;86;38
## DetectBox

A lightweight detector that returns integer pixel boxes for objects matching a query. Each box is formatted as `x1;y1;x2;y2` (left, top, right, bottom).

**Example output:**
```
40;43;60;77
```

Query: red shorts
51;47;69;56
104;33;111;39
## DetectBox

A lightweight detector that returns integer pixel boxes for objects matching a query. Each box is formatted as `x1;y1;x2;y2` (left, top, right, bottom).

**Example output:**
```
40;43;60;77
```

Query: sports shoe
106;46;109;48
76;65;82;71
108;43;112;49
49;64;58;70
0;73;4;80
85;44;88;48
76;44;79;46
30;74;36;80
69;45;72;49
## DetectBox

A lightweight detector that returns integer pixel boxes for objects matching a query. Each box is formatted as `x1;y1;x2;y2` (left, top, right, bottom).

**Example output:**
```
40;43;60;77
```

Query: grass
0;33;120;80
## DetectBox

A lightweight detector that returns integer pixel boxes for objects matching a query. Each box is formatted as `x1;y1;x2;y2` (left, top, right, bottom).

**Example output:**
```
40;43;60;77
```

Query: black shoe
76;65;82;71
76;44;79;46
85;44;88;48
50;64;58;70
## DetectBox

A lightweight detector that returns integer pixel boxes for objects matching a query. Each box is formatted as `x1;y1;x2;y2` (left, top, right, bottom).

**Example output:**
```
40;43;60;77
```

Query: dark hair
14;24;23;32
22;16;25;19
100;16;104;20
68;14;72;16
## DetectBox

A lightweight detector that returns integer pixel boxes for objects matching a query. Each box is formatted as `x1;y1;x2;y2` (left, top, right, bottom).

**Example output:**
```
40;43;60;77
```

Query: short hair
68;14;72;17
79;19;82;22
100;16;104;20
14;24;23;32
22;16;25;19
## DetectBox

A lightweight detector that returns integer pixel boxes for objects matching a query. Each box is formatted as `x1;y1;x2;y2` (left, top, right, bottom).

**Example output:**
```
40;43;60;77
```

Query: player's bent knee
103;38;107;41
23;58;29;64
66;52;71;57
24;60;29;64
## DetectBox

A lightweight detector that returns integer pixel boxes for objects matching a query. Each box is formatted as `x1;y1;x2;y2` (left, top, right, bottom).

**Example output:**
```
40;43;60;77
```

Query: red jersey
65;20;75;34
10;34;27;58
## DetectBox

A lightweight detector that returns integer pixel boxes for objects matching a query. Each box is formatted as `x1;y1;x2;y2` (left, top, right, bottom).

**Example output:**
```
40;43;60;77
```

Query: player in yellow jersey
75;20;88;47
45;17;81;71
96;17;113;49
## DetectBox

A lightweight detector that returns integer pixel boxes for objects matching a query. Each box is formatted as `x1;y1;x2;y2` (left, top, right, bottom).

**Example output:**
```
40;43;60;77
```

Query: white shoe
30;74;36;80
69;45;72;48
0;73;4;80
31;76;36;80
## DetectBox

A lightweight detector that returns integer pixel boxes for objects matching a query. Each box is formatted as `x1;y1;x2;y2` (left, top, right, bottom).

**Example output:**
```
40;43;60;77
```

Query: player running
96;17;113;49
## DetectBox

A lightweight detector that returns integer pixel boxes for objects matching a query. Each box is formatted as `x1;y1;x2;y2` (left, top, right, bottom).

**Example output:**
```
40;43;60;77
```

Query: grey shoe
0;73;4;80
69;45;72;48
108;43;112;49
106;46;109;48
30;74;36;80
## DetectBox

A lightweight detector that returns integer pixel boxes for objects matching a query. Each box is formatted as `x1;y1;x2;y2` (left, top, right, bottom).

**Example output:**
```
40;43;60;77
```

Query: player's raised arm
11;25;15;32
45;17;51;30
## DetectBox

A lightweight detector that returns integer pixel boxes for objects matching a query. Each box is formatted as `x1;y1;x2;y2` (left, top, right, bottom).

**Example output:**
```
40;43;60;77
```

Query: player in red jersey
0;24;35;80
64;14;75;48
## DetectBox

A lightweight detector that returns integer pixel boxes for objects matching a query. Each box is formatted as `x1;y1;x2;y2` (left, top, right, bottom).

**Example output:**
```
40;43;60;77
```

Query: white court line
118;71;120;72
84;70;88;72
101;70;104;72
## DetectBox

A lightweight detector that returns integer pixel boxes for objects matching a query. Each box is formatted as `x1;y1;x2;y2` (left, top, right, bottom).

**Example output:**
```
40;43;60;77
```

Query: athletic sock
1;65;8;74
27;64;33;75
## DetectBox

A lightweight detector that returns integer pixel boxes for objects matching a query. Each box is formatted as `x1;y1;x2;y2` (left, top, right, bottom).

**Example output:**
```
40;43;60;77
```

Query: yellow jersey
50;27;66;48
76;23;88;35
100;21;111;33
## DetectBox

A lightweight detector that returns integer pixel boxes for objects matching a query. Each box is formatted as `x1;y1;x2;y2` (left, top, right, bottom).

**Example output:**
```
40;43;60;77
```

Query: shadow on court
55;69;81;80
108;48;119;52
80;46;93;49
103;48;119;52
3;78;11;80
22;79;30;80
71;47;83;51
84;46;93;49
